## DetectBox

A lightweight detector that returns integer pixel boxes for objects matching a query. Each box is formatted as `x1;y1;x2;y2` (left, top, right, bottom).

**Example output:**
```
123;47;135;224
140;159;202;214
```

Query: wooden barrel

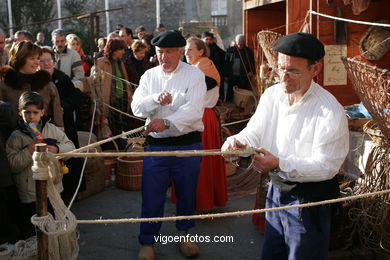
116;157;143;191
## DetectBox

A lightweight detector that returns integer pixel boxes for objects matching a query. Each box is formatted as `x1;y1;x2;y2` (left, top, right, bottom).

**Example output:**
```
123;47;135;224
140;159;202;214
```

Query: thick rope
77;188;390;224
57;148;257;159
61;126;145;156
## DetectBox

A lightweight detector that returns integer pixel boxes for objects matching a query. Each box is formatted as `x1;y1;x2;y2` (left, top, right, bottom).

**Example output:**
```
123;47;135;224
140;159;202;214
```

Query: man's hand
157;91;172;106
221;138;247;159
251;147;279;173
145;119;166;134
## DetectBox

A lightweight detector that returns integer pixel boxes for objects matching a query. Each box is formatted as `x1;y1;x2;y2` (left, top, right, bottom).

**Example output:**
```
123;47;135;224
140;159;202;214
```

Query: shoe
179;241;199;258
138;245;155;260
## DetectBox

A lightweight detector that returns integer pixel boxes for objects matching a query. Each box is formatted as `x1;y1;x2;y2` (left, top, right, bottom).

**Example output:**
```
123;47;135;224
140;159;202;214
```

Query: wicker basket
233;86;256;113
116;157;143;191
363;120;389;147
359;19;390;61
215;106;230;123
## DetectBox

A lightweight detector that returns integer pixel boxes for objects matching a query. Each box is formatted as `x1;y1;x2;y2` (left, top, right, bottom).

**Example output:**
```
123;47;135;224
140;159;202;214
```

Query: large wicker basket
116;157;143;191
341;57;390;141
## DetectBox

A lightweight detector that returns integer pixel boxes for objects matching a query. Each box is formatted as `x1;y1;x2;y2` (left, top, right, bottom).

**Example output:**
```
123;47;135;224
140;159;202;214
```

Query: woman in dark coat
126;40;153;86
0;101;22;243
39;46;85;203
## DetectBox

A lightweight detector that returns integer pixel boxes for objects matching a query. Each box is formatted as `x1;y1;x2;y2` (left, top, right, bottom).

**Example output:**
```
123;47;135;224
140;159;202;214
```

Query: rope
96;67;139;88
61;126;145;156
57;148;256;159
76;188;390;224
67;100;97;209
221;118;250;127
101;101;146;121
310;10;390;27
28;150;79;260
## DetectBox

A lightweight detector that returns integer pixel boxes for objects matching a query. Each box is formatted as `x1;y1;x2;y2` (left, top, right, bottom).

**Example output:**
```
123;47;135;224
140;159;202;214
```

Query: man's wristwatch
163;119;171;129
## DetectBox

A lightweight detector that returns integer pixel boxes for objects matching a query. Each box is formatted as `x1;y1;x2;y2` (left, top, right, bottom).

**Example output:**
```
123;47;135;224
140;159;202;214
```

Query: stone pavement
72;186;263;260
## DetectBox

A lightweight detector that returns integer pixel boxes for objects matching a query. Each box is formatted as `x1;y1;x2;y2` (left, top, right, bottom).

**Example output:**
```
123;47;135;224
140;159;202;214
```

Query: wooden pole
90;14;95;56
34;143;48;260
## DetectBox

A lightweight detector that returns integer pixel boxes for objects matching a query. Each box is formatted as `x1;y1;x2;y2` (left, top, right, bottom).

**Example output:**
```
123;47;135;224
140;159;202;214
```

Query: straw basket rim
363;120;389;146
117;157;143;163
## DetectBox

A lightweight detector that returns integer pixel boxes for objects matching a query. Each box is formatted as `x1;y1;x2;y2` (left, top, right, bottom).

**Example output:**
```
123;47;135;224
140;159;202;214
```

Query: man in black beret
222;32;349;259
131;30;206;260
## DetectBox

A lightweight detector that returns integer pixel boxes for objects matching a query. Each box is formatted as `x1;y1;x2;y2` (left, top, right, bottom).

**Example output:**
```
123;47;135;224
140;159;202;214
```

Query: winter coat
90;56;132;117
0;102;18;188
6;117;75;203
52;68;82;147
0;66;64;127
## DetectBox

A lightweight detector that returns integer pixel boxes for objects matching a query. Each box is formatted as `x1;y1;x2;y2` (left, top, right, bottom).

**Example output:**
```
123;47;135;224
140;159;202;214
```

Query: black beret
272;32;325;60
151;30;186;47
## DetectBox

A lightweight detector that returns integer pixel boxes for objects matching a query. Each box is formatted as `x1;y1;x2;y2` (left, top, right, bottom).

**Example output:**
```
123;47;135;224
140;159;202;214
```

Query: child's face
19;105;44;124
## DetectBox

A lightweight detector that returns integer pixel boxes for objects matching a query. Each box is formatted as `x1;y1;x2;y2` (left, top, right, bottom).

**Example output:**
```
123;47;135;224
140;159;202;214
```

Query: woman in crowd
0;40;63;127
126;41;152;86
141;34;158;66
39;47;85;202
175;36;227;211
66;34;91;76
90;39;132;147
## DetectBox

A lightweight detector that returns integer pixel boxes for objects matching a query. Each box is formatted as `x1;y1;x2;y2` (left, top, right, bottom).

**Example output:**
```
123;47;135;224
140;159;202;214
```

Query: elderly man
51;29;85;90
224;34;255;101
131;31;206;260
0;29;7;66
222;32;349;259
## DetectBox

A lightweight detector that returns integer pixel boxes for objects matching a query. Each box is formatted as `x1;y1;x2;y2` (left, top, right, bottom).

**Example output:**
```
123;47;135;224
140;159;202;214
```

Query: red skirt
172;108;228;210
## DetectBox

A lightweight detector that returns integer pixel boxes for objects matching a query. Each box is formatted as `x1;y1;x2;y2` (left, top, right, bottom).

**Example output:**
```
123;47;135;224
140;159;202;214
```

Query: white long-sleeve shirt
225;81;349;183
131;61;206;138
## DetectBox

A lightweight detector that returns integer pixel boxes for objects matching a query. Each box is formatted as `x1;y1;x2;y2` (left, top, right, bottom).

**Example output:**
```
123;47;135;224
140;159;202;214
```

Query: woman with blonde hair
173;36;227;211
66;33;90;76
0;40;63;127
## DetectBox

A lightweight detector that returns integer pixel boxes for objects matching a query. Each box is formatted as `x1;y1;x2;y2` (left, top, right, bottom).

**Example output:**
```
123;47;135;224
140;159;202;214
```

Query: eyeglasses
275;67;302;79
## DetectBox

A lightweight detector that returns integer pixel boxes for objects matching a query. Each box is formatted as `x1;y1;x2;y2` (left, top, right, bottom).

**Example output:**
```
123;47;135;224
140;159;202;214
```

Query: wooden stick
34;144;48;260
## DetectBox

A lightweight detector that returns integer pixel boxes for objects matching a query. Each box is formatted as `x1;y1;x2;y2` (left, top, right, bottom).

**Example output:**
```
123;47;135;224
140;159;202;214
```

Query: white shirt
225;81;349;183
131;61;206;138
204;87;219;108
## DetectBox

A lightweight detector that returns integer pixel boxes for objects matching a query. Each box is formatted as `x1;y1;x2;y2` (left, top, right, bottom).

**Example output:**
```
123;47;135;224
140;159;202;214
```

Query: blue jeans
138;143;202;245
261;184;331;260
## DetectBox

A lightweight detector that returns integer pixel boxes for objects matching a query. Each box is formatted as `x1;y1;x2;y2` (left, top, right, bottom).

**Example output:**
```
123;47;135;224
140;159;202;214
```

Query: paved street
72;186;263;260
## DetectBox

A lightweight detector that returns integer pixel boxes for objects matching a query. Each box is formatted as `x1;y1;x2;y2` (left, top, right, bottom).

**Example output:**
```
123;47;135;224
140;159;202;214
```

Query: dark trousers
138;143;202;245
262;184;331;260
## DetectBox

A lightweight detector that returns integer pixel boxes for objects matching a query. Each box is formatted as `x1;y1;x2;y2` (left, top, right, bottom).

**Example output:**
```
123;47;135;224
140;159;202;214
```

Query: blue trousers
138;143;202;245
261;184;331;260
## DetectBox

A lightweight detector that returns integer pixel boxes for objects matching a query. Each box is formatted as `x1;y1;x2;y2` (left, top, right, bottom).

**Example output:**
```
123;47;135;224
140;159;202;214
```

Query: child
6;91;75;238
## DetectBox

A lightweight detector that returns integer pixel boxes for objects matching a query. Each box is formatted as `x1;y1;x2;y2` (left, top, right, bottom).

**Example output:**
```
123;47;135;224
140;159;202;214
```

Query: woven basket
363;120;389;147
359;19;390;61
233;86;256;113
341;57;390;141
215;106;230;123
116;158;143;191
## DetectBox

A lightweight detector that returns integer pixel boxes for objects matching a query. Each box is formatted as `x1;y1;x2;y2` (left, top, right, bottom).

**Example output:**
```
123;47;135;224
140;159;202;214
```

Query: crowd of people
0;22;349;260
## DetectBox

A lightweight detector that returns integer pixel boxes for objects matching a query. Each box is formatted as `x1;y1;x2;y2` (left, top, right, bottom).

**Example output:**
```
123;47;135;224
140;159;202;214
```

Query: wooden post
90;13;95;56
34;143;49;260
